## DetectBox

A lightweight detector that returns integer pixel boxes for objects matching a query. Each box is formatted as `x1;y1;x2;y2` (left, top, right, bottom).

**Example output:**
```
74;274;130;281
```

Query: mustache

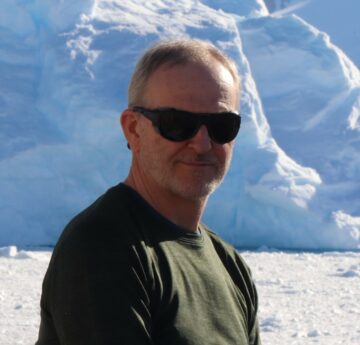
177;154;219;165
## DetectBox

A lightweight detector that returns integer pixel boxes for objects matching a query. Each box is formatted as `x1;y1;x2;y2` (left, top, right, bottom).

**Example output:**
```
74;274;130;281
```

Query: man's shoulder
52;183;140;258
202;224;259;317
202;224;237;256
201;224;253;277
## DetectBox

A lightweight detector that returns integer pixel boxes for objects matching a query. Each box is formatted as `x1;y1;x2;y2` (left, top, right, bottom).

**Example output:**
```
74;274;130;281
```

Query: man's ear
120;109;141;152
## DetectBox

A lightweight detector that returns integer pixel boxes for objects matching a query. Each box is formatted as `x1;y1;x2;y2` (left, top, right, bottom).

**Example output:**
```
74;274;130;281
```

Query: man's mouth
181;161;213;166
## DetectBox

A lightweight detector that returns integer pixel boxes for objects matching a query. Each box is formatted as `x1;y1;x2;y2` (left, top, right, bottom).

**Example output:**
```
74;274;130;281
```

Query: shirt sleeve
235;254;262;345
247;284;261;345
206;230;262;345
37;232;154;345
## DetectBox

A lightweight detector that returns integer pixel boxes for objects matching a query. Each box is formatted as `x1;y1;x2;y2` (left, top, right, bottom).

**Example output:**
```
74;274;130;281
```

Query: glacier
0;0;359;249
291;0;360;68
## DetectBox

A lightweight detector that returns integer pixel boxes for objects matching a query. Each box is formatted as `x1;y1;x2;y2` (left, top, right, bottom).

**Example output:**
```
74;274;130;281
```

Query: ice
335;264;360;278
0;0;359;250
307;329;321;337
1;250;360;344
0;246;30;259
291;0;360;68
260;316;282;332
0;246;18;258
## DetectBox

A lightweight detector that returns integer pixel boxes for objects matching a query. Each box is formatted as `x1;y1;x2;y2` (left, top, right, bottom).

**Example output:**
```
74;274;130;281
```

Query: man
36;39;261;345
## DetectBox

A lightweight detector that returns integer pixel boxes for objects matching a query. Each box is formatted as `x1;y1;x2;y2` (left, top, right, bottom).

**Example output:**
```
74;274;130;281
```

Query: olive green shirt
37;183;261;345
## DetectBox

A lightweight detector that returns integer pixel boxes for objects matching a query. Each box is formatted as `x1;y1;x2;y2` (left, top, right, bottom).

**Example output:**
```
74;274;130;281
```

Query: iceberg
0;0;359;249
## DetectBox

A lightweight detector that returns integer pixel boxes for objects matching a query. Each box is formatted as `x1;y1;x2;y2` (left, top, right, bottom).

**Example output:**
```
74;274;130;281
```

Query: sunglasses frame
132;106;241;144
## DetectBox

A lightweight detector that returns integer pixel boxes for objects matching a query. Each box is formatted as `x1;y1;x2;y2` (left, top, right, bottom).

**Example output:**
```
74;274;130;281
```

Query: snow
1;247;359;345
0;1;359;249
291;0;360;68
238;10;360;249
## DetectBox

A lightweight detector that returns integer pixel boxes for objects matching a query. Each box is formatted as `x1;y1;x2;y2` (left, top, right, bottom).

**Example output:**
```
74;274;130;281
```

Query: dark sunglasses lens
159;111;198;141
208;114;240;144
150;108;240;143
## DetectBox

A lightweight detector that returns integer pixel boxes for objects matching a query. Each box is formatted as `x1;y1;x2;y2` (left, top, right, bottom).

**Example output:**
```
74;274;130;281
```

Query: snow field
1;247;359;345
0;249;48;344
246;251;360;344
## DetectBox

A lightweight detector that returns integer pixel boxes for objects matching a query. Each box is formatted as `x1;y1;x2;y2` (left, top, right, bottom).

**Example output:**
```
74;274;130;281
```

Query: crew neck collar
118;182;205;246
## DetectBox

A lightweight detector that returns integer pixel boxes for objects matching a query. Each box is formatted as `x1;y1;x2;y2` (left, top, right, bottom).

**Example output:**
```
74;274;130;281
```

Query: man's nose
187;125;212;153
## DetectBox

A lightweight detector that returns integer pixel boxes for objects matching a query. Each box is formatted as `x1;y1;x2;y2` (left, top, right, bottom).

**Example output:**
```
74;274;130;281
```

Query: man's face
134;60;238;201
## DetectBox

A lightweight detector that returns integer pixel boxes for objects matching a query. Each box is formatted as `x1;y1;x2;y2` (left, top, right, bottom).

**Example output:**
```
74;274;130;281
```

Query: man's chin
170;181;220;201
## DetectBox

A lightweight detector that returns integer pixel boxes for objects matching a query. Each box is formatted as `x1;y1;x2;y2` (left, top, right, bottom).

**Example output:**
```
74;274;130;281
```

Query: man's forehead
150;59;233;80
141;61;237;112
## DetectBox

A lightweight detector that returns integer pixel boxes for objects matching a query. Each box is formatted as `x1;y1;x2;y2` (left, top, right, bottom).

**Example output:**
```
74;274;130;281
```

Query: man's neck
124;173;207;232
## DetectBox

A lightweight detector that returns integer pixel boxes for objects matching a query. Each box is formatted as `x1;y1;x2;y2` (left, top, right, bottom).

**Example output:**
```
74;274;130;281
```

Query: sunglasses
132;107;241;144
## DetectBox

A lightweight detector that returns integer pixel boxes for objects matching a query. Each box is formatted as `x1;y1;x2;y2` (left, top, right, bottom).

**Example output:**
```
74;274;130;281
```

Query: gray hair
127;39;240;107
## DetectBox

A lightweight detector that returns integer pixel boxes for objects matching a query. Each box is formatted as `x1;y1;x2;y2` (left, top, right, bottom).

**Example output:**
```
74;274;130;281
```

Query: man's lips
179;160;217;167
176;154;218;167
